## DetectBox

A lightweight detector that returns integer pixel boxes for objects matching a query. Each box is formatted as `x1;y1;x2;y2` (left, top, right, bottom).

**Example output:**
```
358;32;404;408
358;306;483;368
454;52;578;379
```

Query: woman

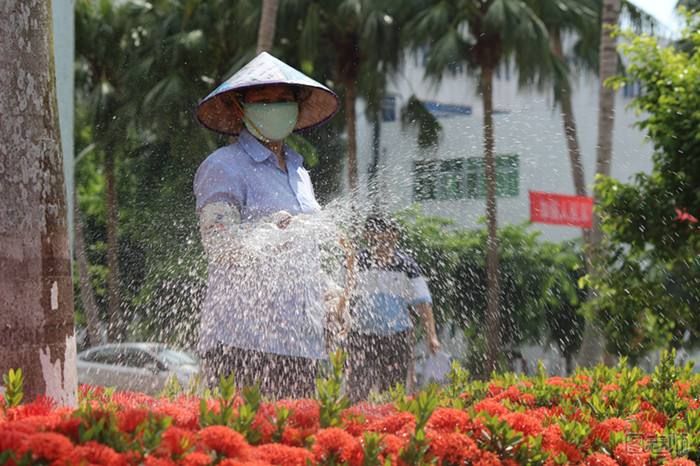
193;52;339;398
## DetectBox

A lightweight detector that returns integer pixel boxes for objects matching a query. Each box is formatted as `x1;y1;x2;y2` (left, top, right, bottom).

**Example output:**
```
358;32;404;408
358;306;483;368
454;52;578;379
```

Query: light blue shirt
350;250;433;335
193;130;326;359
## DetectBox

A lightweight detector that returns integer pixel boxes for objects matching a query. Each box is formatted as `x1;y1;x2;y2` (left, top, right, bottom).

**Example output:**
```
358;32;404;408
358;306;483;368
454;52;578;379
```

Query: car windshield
156;348;197;367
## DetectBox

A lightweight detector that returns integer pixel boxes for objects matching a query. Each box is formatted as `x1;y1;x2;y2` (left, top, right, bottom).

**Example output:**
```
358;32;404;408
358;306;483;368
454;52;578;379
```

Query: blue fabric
193;130;326;359
352;292;414;335
194;130;320;218
350;249;433;336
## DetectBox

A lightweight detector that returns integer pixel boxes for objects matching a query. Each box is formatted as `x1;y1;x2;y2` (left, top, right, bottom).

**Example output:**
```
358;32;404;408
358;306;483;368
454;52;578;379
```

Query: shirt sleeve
193;158;245;212
198;201;296;261
403;255;433;306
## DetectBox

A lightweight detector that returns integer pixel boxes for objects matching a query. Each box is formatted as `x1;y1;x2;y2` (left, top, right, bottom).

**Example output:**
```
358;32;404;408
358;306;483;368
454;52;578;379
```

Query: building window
413;155;519;201
465;154;519;198
381;96;397;122
623;80;642;98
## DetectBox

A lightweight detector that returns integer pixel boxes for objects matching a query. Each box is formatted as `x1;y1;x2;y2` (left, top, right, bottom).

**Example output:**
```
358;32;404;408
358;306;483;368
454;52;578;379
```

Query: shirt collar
238;129;304;168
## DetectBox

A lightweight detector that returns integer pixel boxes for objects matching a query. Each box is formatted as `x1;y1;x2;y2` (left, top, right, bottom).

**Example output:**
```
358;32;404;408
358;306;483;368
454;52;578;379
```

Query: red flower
636;420;663;437
0;428;28;451
155;400;199;430
542;425;582;464
58;441;126;466
602;384;621;394
279;399;321;429
181;452;214;466
4;396;56;421
637;376;651;387
613;442;651;466
476;451;505;466
117;408;150;433
159;426;196;457
473;399;510;417
502;412;543;436
427;431;481;464
199;426;250;459
143;456;178;466
426;408;473;433
312;428;363;466
54;416;82;442
589;418;631;444
665;459;697;466
255;443;314;466
366;412;415;435
584;453;621;466
281;426;305;447
493;386;535;407
674;208;698;224
22;432;73;462
380;434;407;464
675;381;692;397
218;460;272;466
250;405;277;444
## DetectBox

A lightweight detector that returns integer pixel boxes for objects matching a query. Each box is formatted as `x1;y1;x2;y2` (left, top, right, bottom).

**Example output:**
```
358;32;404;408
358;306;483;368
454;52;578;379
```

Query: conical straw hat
196;52;339;136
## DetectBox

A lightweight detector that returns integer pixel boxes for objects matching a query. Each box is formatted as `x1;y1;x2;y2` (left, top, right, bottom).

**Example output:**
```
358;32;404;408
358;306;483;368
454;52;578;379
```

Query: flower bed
1;353;699;465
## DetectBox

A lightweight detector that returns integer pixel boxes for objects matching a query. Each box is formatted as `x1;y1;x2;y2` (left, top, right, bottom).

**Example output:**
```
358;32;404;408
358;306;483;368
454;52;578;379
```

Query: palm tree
257;0;279;54
0;0;77;404
75;0;143;341
576;0;624;367
528;0;597;203
406;0;550;373
289;0;403;193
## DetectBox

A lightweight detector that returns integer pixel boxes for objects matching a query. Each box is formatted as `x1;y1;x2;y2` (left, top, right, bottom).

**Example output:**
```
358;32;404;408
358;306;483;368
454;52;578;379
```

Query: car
77;343;200;395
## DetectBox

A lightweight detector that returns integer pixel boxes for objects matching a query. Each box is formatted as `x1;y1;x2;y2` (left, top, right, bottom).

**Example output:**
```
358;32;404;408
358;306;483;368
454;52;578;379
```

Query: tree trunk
344;80;359;193
368;115;381;208
578;0;621;368
551;29;587;199
73;192;102;347
551;29;593;256
256;0;279;54
482;65;501;375
105;152;122;341
0;0;77;406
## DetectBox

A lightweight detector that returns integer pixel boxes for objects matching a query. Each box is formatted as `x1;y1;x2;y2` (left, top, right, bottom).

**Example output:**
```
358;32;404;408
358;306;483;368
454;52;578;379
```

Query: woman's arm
198;201;294;261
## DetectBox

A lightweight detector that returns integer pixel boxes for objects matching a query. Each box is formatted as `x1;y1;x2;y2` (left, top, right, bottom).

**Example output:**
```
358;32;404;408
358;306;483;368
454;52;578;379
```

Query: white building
53;0;75;248
353;54;652;243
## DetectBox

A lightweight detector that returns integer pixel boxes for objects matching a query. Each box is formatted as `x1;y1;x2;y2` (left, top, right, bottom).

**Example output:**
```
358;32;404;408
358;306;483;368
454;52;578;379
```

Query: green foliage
399;385;440;466
316;350;351;428
400;95;443;149
476;413;525;459
361;432;386;466
75;401;129;451
397;207;586;375
591;13;700;357
2;368;24;408
271;405;291;443
199;374;237;427
159;374;183;400
198;373;263;443
232;384;263;444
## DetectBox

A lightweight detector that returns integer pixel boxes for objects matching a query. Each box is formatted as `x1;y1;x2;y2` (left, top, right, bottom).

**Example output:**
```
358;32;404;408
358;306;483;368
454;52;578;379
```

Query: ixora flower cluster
1;352;699;466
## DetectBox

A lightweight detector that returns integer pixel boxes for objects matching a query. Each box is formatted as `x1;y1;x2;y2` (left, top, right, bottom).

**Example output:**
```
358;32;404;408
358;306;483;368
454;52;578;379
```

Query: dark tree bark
482;64;501;375
256;0;279;54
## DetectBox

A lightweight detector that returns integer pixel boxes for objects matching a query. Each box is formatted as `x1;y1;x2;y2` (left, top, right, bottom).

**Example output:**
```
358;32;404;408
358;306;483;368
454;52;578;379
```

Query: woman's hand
271;211;293;229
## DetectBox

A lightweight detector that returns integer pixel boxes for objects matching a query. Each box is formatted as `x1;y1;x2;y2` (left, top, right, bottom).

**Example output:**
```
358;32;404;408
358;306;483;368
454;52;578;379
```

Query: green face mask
243;102;299;141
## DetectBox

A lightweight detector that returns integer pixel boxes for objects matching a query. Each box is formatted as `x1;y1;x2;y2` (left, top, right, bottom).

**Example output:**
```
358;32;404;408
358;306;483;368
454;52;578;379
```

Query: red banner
529;191;593;228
